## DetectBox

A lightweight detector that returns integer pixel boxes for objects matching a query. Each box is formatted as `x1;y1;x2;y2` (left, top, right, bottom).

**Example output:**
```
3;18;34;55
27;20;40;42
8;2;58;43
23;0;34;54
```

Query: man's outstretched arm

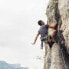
49;21;58;29
32;32;39;45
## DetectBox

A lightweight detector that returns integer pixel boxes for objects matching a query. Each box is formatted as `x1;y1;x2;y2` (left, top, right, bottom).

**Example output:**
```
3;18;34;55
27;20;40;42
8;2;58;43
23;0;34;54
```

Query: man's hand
32;42;36;45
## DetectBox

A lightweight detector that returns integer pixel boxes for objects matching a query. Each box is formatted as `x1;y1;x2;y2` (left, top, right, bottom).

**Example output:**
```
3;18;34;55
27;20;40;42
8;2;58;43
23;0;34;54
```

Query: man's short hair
38;20;42;26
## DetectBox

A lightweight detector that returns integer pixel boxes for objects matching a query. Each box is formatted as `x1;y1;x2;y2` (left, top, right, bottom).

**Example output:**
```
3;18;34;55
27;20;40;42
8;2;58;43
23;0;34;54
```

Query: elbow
50;26;55;29
53;26;55;29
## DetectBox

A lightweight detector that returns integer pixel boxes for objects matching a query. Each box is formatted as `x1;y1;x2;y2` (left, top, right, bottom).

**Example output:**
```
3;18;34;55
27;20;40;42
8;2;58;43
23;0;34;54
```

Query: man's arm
49;21;58;29
32;32;39;45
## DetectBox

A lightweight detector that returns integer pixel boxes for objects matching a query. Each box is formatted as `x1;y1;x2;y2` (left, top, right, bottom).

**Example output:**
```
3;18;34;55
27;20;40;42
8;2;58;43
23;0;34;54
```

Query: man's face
41;21;45;25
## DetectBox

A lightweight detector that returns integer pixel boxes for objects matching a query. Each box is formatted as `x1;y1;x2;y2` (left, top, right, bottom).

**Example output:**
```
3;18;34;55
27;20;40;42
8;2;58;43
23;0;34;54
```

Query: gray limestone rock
44;0;69;69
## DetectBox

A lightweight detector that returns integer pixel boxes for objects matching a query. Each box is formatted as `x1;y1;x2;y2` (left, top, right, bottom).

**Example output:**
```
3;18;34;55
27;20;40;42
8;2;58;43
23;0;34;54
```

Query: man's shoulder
42;24;49;26
39;24;49;28
39;24;48;28
45;24;47;25
45;24;49;27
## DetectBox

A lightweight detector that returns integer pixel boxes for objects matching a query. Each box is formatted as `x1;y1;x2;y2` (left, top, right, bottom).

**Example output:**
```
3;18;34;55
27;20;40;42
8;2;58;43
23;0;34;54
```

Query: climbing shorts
40;34;52;41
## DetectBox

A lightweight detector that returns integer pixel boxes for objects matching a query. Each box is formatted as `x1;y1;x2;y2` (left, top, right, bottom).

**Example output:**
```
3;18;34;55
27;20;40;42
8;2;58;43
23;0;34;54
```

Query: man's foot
40;46;43;49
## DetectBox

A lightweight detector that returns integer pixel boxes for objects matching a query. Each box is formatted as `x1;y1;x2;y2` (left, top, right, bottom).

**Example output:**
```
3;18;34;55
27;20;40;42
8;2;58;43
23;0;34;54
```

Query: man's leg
47;35;52;43
47;30;56;43
40;41;43;49
52;30;56;40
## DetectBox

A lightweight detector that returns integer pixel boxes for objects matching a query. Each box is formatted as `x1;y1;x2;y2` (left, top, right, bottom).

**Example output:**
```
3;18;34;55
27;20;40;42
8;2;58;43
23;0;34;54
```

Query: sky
0;0;49;69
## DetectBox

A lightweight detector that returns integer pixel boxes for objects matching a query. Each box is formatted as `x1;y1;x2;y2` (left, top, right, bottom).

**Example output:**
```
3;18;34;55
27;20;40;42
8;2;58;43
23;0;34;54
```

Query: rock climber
32;20;58;49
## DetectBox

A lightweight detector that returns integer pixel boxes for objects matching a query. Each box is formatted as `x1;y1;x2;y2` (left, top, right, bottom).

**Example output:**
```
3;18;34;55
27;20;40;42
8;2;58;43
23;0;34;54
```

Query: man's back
38;24;49;37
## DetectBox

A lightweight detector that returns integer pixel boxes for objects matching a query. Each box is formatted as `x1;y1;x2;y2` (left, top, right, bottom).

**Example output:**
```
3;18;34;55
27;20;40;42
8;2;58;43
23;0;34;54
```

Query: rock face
44;0;69;69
